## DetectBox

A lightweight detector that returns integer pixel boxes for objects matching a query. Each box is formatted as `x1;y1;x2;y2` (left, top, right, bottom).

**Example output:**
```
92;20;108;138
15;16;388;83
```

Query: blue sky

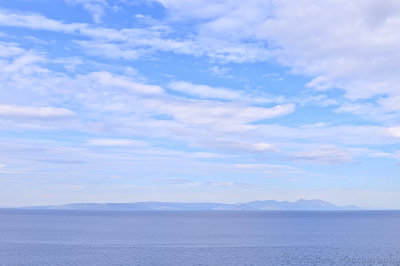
0;0;400;208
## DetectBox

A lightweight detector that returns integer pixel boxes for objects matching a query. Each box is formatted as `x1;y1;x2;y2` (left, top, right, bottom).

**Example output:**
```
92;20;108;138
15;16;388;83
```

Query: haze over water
1;209;400;265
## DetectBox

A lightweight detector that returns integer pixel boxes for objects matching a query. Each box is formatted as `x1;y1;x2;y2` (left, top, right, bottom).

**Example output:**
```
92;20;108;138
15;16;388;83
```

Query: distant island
24;199;361;211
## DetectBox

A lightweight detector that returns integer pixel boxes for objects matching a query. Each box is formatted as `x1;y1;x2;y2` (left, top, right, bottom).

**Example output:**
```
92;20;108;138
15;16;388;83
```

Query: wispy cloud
87;139;148;147
66;0;108;23
207;182;250;187
288;145;353;165
168;81;241;100
0;8;272;63
235;163;306;176
0;105;75;119
155;178;193;185
388;127;400;138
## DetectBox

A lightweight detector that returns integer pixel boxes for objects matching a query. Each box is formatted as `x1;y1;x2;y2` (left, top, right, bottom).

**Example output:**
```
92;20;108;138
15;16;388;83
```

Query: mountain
243;199;360;210
24;199;362;211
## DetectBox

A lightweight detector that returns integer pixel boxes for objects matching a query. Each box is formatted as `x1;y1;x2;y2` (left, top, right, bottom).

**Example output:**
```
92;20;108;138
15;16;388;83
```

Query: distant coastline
21;199;363;211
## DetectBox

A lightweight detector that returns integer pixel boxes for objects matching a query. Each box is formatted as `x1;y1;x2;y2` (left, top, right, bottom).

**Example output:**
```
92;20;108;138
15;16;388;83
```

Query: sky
0;0;399;208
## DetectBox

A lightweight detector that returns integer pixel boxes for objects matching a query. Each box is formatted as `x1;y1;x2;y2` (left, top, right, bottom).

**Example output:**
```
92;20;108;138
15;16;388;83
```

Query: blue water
1;210;400;265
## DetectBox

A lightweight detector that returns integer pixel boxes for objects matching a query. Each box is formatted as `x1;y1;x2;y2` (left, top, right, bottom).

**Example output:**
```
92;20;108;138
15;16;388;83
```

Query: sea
0;210;400;265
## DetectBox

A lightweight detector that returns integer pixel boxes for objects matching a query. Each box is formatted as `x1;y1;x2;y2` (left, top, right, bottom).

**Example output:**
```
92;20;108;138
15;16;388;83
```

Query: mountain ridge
23;199;362;211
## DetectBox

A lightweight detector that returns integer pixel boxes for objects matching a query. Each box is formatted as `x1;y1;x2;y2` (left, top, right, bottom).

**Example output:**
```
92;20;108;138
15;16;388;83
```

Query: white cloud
84;71;164;95
1;51;47;75
0;44;396;157
0;9;86;33
368;151;400;161
161;102;295;127
208;182;249;187
296;94;339;107
153;0;400;94
168;81;240;100
168;81;285;104
52;57;83;72
246;124;400;147
76;41;141;60
379;95;400;112
334;102;398;123
209;66;231;77
66;0;108;23
288;145;353;165
151;0;400;120
0;105;75;119
0;7;398;165
194;140;276;154
155;0;273;41
252;142;274;152
156;178;192;184
0;43;293;140
259;0;400;119
189;152;225;158
388;127;400;138
0;9;272;63
235;163;306;176
0;41;24;58
87;138;147;146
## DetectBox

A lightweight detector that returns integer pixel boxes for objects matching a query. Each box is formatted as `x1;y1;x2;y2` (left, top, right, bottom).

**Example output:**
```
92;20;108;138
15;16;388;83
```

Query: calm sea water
0;210;400;265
